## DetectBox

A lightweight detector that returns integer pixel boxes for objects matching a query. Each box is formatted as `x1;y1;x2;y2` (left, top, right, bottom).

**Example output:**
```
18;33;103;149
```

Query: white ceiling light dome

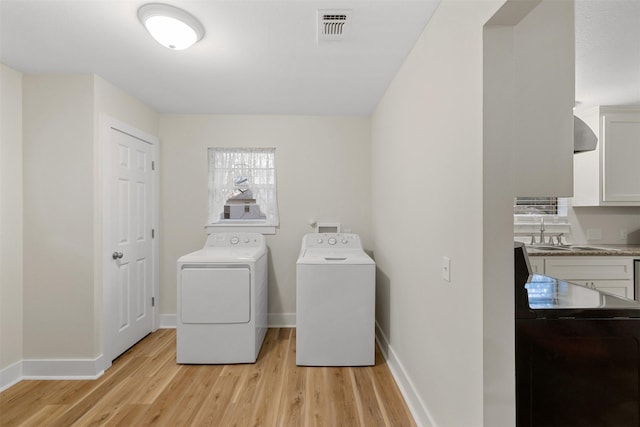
138;3;204;50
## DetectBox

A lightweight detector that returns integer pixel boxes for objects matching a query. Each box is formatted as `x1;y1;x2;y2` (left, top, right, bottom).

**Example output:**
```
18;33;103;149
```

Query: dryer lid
177;246;265;263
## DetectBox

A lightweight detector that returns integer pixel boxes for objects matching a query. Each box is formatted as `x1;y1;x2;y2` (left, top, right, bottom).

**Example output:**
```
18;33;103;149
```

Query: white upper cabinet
573;106;640;206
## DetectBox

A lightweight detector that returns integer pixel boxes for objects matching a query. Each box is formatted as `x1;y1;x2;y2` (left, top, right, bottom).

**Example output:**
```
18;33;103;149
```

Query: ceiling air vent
318;10;352;42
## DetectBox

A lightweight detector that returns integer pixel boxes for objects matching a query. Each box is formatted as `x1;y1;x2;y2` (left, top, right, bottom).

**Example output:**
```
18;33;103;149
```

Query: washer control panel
304;233;362;249
205;232;264;248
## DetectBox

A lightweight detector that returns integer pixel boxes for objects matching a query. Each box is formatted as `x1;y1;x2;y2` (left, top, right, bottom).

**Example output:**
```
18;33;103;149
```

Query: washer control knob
244;237;250;243
342;238;349;244
317;238;324;244
328;237;337;245
230;236;240;245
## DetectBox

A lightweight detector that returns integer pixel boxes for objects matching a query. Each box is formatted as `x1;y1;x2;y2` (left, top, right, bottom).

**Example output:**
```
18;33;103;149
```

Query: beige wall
372;1;508;425
0;64;24;372
372;1;576;425
483;20;518;427
158;115;371;321
94;76;159;138
484;2;574;425
22;74;158;361
23;74;96;358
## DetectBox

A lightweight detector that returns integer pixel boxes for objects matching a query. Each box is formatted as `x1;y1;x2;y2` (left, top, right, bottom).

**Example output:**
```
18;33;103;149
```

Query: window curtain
208;147;279;226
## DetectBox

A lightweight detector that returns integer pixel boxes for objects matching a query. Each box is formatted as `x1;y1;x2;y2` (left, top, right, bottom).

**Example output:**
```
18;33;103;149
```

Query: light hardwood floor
0;328;416;426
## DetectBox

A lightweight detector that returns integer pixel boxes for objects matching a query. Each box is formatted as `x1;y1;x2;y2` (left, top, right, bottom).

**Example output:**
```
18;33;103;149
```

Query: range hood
574;115;598;153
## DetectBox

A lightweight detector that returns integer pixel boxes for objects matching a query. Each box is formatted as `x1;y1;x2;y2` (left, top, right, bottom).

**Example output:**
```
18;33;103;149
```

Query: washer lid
297;248;374;265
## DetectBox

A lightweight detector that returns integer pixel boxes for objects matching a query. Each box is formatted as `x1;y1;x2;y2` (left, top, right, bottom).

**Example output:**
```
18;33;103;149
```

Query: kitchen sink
566;245;620;252
526;244;620;252
526;245;572;251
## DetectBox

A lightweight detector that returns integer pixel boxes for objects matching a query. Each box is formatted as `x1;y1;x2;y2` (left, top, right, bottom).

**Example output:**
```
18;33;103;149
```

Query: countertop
523;274;640;314
526;244;640;257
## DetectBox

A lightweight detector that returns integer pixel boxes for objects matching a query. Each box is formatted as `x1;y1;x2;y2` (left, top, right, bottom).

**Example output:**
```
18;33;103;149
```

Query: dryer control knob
328;237;337;245
342;238;349;244
244;237;250;243
317;238;324;244
230;236;240;245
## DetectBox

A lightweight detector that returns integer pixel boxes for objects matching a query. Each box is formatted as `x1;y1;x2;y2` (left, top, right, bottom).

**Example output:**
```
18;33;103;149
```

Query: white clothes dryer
296;233;375;366
177;232;267;364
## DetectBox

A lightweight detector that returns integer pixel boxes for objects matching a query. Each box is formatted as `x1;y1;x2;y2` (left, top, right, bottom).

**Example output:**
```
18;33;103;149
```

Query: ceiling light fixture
138;3;204;50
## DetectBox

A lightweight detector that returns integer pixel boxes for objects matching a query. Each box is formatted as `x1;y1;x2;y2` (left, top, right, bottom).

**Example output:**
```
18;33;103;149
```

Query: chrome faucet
539;218;545;245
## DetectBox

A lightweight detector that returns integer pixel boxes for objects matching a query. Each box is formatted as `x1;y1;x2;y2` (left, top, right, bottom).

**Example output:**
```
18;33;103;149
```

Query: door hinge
152;297;155;307
151;229;155;238
151;161;155;171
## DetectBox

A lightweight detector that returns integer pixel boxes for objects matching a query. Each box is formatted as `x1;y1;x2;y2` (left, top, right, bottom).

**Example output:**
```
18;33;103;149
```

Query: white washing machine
296;233;375;366
177;232;267;364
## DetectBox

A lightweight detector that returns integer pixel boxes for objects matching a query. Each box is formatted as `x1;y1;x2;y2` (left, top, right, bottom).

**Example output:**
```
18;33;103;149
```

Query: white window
514;197;567;216
513;196;571;240
208;148;279;232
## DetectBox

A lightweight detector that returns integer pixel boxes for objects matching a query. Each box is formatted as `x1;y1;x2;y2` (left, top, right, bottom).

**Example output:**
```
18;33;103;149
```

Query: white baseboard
0;360;23;392
268;312;295;327
375;322;436;427
159;314;177;328
1;356;106;390
22;357;104;380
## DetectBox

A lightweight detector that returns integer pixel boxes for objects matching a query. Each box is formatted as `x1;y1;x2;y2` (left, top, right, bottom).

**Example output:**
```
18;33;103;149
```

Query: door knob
112;252;123;260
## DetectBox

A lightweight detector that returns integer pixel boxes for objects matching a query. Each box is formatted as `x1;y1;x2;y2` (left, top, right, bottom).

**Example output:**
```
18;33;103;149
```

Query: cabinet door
544;257;635;300
545;257;633;280
570;279;633;299
602;113;640;203
528;258;545;274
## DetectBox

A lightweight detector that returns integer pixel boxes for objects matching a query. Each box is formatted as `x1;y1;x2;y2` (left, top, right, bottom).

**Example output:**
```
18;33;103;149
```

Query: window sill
206;222;276;235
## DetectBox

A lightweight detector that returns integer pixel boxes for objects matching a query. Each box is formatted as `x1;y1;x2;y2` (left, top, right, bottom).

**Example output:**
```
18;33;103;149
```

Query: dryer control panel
205;232;265;248
302;233;363;249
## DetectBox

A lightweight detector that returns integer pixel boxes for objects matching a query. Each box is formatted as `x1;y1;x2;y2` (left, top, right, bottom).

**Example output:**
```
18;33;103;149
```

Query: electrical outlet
442;256;451;282
620;229;628;240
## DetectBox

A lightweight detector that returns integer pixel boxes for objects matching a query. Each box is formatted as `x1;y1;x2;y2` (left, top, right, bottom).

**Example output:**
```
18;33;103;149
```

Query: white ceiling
0;0;440;115
1;0;639;115
574;0;640;110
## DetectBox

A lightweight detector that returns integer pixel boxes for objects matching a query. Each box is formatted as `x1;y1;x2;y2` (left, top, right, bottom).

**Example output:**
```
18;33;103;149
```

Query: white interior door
103;118;157;362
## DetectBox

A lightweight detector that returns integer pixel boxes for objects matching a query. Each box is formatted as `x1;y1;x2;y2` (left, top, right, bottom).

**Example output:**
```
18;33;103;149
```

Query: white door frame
100;114;159;371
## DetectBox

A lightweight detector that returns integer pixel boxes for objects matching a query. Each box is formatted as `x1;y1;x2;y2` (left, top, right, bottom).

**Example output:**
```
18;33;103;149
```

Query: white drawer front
568;279;633;299
544;257;633;280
